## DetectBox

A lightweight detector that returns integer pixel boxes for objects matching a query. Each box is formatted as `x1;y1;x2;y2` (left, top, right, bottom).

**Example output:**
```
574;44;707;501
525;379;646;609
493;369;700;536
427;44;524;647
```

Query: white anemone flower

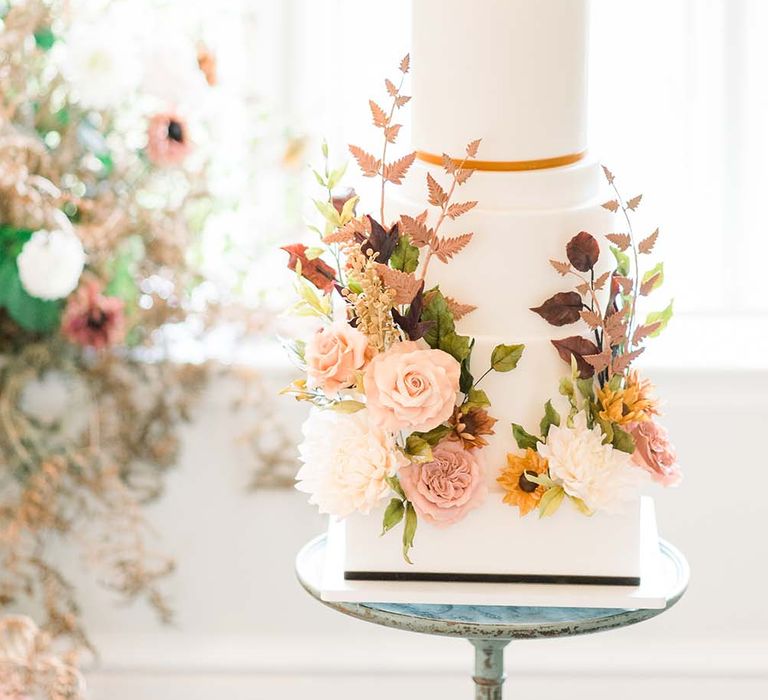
17;229;85;300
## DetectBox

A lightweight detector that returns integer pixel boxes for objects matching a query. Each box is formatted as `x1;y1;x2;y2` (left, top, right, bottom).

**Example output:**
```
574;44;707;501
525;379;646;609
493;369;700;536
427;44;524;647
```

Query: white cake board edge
321;500;667;609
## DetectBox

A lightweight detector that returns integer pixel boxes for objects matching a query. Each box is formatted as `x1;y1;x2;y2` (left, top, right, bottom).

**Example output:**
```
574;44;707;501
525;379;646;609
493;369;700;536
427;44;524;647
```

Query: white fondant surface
412;0;589;160
327;498;664;609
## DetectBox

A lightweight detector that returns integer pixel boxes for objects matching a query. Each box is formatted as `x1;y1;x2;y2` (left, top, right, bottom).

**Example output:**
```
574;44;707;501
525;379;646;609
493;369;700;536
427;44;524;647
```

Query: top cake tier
411;0;589;162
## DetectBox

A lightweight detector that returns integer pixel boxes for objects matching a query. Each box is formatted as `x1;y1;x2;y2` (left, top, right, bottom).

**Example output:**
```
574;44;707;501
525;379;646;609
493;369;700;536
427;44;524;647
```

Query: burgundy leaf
566;231;600;272
392;284;432;340
362;216;399;265
551;336;600;379
531;291;583;326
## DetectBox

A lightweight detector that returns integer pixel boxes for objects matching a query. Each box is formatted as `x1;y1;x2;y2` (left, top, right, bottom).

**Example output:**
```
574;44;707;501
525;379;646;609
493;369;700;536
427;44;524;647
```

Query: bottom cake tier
343;497;649;585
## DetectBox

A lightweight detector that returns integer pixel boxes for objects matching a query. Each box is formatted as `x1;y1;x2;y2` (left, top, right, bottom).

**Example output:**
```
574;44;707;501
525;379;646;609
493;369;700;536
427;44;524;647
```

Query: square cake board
321;499;667;609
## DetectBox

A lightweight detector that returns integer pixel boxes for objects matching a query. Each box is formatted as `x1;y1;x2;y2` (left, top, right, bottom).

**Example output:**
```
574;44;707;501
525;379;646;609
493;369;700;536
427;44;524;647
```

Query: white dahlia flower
17;229;85;300
296;408;406;518
537;411;643;513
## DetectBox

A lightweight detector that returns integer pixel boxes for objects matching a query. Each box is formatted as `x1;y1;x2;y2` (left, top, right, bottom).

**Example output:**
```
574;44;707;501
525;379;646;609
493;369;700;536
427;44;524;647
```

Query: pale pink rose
305;320;370;396
364;340;460;432
629;421;682;486
399;440;487;527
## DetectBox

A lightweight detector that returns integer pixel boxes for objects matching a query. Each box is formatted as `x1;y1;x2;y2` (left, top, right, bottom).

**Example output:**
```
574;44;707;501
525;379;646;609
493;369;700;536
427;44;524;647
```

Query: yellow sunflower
497;448;549;517
597;370;659;425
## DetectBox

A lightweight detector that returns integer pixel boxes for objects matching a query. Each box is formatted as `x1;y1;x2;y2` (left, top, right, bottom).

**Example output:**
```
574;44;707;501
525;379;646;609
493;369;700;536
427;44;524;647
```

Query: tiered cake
283;0;680;600
344;0;644;583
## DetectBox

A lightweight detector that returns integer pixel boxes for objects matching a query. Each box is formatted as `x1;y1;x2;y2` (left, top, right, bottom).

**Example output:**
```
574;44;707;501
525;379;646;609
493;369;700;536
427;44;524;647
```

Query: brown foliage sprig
531;167;669;385
349;54;415;225
399;139;480;282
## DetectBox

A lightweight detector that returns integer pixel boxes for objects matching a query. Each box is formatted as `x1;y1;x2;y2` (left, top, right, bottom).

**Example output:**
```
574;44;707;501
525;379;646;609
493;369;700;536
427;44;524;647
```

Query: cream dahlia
17;229;85;300
296;409;406;518
537;411;642;513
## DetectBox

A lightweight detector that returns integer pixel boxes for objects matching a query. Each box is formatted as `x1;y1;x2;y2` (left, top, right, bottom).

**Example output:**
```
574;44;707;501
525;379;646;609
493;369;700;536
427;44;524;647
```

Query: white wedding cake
283;0;681;601
344;0;644;584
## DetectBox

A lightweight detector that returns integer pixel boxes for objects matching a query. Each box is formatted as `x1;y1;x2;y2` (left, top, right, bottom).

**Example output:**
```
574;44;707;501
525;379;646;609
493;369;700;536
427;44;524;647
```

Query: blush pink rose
399;440;487;527
629;421;682;486
305;320;370;396
364;340;460;432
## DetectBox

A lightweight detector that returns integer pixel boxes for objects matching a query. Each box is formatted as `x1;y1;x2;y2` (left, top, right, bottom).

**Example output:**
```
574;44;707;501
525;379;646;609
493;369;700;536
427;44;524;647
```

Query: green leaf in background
645;299;674;337
490;343;524;372
34;26;55;51
390;235;420;273
539;399;561;438
610;246;630;276
0;225;33;258
402;501;417;564
0;258;62;333
511;423;541;450
105;237;143;307
381;498;405;535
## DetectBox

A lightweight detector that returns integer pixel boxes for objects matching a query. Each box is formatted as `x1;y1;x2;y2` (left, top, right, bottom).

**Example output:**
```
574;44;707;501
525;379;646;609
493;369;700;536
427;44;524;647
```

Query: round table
296;534;689;699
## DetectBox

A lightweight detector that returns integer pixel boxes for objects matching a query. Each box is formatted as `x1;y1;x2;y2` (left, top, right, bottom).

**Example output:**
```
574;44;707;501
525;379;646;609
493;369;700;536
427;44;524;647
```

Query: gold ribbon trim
415;149;586;172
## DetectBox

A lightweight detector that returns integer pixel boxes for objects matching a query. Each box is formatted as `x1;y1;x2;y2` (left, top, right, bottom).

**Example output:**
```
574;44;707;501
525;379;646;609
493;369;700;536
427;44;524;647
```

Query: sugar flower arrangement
498;167;681;518
283;56;525;561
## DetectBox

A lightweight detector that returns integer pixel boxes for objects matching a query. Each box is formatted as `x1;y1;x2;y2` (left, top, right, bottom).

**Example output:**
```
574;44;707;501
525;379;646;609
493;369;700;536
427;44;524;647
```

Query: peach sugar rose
364;340;460;432
399;440;487;527
305;320;370;396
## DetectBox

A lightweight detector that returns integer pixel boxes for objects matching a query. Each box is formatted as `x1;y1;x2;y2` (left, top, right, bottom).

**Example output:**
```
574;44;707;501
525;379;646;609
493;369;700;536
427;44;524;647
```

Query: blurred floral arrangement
0;0;216;676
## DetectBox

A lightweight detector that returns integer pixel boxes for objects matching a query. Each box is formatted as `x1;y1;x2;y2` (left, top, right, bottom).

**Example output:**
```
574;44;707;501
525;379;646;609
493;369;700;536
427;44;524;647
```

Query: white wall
53;366;768;699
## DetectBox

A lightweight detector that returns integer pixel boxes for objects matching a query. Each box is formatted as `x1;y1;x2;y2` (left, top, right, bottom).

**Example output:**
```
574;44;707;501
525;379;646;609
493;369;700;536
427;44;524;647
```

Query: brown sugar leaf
551;336;601;379
639;272;661;296
433;232;474;263
385;78;398;96
455;168;473;185
584;348;612;373
399;54;410;73
566;231;600;272
602;200;620;212
466;139;482;158
550;259;572;276
442;153;456;174
531;292;583;326
426;172;448;207
593;270;611;290
376;264;422;304
632;322;662;346
395;95;411;107
602;165;615;184
349;145;381;177
399;213;433;248
446;201;478;219
384;124;402;144
627;194;643;211
444;296;477;320
369;100;389;128
383;152;416;184
606;233;631;251
638;228;659;254
612;347;645;375
580;309;603;330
